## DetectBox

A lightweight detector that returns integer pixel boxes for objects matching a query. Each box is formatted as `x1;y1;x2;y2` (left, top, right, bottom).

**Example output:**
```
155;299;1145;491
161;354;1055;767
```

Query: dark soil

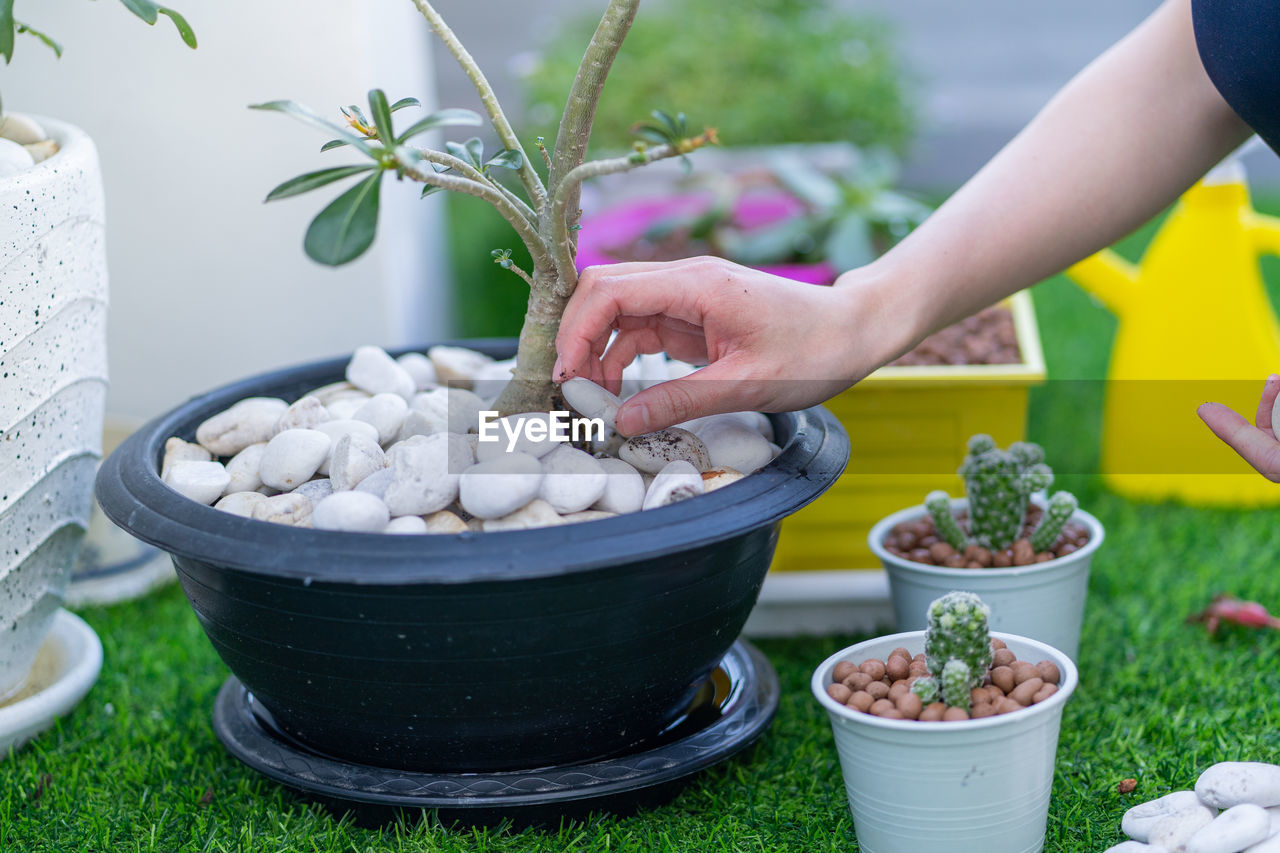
883;504;1091;568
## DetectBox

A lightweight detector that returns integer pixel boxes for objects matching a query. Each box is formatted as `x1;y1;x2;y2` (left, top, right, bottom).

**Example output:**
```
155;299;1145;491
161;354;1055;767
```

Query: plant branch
500;262;535;287
546;0;640;237
409;147;537;224
398;155;552;270
411;0;547;212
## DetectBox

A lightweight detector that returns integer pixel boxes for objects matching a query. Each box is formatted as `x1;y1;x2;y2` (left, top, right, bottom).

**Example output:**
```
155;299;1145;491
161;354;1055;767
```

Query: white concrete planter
868;499;1104;662
0;116;107;697
812;631;1078;853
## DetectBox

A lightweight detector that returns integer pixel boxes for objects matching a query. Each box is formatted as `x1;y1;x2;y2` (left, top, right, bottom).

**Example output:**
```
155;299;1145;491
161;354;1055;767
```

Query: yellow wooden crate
771;291;1046;572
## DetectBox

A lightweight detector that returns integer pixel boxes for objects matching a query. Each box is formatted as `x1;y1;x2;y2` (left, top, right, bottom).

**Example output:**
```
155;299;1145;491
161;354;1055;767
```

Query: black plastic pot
95;341;849;772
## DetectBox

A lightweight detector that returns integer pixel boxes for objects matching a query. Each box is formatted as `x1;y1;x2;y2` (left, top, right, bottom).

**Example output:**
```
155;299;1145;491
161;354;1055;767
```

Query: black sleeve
1192;0;1280;152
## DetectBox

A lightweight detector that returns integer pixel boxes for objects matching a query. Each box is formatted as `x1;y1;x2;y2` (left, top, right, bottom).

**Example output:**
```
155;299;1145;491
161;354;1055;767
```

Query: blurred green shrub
519;0;915;152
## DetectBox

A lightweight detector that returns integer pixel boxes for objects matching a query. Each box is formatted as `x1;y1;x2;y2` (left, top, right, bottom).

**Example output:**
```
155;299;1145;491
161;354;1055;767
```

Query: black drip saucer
212;638;779;826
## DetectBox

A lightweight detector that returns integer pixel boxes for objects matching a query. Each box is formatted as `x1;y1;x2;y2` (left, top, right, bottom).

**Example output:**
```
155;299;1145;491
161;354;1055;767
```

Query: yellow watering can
1066;158;1280;505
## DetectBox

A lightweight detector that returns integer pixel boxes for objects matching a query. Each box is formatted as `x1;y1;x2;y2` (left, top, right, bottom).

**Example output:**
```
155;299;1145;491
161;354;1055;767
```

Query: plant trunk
493;271;568;416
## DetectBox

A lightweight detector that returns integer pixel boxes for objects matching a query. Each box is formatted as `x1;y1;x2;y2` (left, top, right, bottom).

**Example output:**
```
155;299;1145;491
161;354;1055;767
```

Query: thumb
615;360;750;436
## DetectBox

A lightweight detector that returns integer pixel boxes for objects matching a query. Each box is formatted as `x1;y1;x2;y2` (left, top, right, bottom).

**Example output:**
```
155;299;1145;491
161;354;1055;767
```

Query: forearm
839;0;1251;364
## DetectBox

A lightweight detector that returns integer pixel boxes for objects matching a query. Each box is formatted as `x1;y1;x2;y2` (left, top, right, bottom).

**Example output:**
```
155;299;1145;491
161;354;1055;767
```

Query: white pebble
1186;804;1271;853
538;446;607;513
313;419;381;475
224;442;267;494
214;491;267;518
347;345;415;399
1125;792;1215;843
643;460;705;510
561;377;621;429
312;492;390;532
0;138;34;178
293;478;333;504
354;467;394;499
483;498;565;531
702;466;745;492
163;460;230;505
1105;843;1169;853
1245;828;1280;852
428;345;494;388
259;429;332;491
23;139;58;164
621;428;711;474
384;515;428;534
1198;763;1280;809
306;381;362;405
424;510;468;534
0;113;46;144
411;387;487;434
696;418;773;474
474;411;566;461
196;397;289;456
1150;809;1217;852
471;358;517;402
396;352;438;390
328;433;387;492
275;395;331;434
353;393;409;445
383;432;470;517
251;493;313;527
591;457;646;514
161;437;211;479
561;509;617;524
459;453;543;519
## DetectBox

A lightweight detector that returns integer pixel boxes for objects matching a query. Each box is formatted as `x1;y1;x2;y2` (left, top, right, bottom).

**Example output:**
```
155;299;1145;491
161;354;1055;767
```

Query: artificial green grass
6;203;1280;852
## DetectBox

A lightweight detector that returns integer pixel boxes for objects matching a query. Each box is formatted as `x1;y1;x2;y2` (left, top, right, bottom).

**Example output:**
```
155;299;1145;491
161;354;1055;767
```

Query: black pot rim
95;339;850;585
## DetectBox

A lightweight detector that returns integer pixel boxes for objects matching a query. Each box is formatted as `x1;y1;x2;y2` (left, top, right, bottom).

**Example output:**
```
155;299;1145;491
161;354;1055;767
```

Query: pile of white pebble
1108;761;1280;853
160;344;779;534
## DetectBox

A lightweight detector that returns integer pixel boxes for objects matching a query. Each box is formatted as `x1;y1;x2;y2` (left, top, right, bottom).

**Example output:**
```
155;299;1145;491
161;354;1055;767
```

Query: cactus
925;490;966;551
1031;490;1078;552
910;675;939;704
923;591;991;712
927;434;1077;552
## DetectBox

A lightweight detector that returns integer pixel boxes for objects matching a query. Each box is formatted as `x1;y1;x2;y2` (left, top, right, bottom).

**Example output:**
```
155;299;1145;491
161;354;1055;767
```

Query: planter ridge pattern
96;342;849;772
0;118;107;696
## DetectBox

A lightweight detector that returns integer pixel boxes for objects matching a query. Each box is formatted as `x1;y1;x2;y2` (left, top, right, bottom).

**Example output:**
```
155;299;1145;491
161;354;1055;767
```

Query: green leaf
825;212;875;272
446;137;485;170
366;89;395;144
264;165;376;202
389;97;420;113
304;172;383;266
484;149;523;171
396;108;482;143
118;0;160;25
632;125;671;145
721;216;816;266
770;156;841;210
421;184;444;199
320;139;348;152
156;6;197;48
0;0;16;63
249;100;376;157
16;21;63;58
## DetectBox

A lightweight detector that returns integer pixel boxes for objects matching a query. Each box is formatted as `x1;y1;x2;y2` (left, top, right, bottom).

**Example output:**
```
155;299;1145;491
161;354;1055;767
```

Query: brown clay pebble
992;648;1016;668
997;697;1024;715
896;692;923;719
990;638;1007;651
833;661;858;683
859;659;887;681
844;671;873;691
865;681;890;700
1031;683;1058;704
908;548;931;564
1012;539;1035;565
928;542;955;562
1035;552;1054;563
1009;677;1044;706
971;702;997;719
990;665;1015;693
886;656;910;682
967;545;992;566
879;708;905;720
919;702;947;722
889;682;910;701
897;531;918;550
1011;661;1039;685
912;653;926;662
827;682;853;704
942;706;970;722
869;698;895;716
965;560;983;569
1118;778;1138;794
970;687;989;706
919;534;939;547
889;647;912;661
944;554;967;568
1057;543;1078;558
992;549;1013;568
908;662;930;678
1035;660;1061;684
848;691;874;712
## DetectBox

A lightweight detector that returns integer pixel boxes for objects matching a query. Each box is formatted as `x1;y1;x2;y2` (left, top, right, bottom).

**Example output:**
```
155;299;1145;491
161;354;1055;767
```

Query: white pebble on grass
1124;792;1213;843
1149;809;1217;852
163;460;230;505
346;345;415;399
459;453;543;519
643;460;705;510
1105;843;1170;853
312;492;390;532
1185;804;1271;853
259;429;331;491
1197;763;1280;809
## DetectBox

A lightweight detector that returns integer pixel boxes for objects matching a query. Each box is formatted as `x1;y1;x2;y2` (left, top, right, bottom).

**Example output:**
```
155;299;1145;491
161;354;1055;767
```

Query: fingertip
615;402;650;437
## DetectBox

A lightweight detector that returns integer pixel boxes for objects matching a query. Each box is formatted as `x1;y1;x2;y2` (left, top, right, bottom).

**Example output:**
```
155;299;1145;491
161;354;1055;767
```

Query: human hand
553;257;889;435
1197;375;1280;481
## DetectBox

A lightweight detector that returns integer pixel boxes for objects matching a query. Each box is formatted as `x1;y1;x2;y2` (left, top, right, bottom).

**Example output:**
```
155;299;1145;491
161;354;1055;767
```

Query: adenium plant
256;0;717;417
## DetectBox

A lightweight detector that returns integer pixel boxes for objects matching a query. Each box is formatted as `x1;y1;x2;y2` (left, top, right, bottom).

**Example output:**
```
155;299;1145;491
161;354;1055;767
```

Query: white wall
3;0;449;419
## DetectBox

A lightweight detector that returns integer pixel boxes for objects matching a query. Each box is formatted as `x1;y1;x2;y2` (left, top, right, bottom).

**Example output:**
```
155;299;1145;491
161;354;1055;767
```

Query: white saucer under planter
868;498;1104;661
0;609;103;756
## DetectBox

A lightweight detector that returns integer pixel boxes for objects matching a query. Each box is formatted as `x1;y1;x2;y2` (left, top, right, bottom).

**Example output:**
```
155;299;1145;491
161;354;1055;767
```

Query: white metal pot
812;631;1078;853
868;498;1104;661
0;116;107;697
